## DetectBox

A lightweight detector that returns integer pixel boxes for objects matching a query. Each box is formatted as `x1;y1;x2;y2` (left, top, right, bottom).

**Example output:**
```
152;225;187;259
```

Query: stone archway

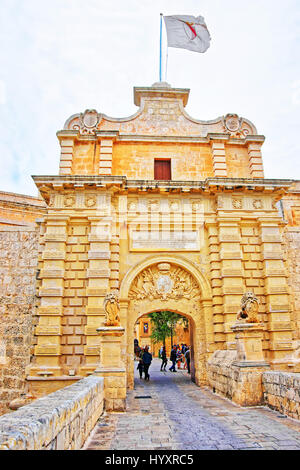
134;309;196;381
119;255;213;389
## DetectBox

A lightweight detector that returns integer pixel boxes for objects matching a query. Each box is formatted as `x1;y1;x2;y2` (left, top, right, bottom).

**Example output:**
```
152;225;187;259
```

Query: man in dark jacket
169;345;177;372
142;346;152;381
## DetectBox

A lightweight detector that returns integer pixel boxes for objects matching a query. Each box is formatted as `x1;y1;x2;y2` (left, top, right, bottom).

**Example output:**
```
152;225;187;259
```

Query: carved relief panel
128;263;201;302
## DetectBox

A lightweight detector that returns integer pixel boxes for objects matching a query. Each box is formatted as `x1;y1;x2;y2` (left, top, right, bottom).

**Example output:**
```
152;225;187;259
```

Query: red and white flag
164;15;211;53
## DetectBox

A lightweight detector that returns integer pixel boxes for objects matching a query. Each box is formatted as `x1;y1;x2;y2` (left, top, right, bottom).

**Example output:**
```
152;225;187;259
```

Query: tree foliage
148;311;182;347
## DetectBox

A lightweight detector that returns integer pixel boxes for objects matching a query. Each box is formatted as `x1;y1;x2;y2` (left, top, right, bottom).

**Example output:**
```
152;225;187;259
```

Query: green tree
148;311;182;349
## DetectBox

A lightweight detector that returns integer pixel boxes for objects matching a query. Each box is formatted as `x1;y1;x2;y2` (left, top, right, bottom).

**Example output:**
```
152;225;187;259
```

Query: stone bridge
1;360;300;450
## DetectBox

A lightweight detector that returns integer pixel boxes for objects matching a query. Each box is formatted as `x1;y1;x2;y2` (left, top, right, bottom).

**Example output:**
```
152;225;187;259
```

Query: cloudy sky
0;0;299;196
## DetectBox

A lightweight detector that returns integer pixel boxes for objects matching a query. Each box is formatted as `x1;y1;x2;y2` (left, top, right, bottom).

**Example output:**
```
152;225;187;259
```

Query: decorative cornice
32;175;295;203
56;130;265;146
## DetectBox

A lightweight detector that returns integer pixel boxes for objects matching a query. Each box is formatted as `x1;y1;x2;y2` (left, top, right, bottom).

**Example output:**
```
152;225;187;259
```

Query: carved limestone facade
6;81;296;404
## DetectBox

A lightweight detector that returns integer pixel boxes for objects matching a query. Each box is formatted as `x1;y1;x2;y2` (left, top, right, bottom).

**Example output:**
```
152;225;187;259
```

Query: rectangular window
154;159;171;180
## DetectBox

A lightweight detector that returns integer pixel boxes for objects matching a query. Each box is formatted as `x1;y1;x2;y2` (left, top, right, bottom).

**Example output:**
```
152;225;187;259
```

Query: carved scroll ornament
222;113;253;138
72;109;102;135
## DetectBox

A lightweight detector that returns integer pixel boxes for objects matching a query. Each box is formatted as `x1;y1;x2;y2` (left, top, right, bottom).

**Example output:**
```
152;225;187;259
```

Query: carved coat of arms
129;264;200;302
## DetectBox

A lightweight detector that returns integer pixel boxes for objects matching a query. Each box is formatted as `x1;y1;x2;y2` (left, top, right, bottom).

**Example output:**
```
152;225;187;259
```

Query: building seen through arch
134;312;190;357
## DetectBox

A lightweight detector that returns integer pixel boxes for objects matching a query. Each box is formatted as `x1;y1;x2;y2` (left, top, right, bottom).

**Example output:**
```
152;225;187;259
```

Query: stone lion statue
236;292;259;323
103;293;120;326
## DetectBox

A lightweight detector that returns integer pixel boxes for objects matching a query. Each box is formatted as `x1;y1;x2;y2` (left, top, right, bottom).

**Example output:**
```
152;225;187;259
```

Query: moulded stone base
232;361;270;368
27;366;63;378
26;376;82;398
78;366;98;376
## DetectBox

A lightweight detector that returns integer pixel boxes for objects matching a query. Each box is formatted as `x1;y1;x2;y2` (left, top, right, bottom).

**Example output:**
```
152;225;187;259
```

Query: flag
164;15;211;53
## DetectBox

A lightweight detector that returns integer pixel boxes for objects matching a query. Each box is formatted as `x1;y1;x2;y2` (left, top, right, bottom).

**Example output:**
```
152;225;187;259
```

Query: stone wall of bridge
0;375;104;450
262;371;300;420
207;350;267;406
207;350;300;419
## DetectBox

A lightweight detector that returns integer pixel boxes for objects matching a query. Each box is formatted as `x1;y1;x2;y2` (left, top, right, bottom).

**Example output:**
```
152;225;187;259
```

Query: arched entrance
119;255;213;389
134;309;196;381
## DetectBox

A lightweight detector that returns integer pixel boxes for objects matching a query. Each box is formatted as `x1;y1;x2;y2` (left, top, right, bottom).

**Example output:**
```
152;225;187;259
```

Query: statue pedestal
94;326;126;412
231;322;269;367
230;322;269;406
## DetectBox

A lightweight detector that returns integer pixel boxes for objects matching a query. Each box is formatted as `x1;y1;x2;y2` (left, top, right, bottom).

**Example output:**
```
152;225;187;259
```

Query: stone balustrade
0;375;104;450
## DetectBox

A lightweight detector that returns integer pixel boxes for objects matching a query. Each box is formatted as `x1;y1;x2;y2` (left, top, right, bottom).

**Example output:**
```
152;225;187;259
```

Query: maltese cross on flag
164;15;211;53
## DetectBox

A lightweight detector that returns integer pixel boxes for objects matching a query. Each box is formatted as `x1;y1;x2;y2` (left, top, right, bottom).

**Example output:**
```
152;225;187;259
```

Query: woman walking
160;346;168;371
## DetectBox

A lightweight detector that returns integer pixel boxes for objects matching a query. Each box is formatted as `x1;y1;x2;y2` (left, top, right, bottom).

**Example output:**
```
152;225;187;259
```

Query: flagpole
165;47;169;82
159;13;163;82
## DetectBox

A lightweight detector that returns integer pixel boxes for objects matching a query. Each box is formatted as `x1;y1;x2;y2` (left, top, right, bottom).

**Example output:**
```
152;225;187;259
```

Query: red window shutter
154;160;171;180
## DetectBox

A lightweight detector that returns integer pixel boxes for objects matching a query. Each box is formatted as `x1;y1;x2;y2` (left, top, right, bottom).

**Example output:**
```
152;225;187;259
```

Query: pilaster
29;215;69;377
259;219;294;363
247;142;264;178
80;216;112;374
239;220;266;347
210;141;227;177
120;299;130;385
218;219;244;348
59;138;74;175
99;139;113;175
207;222;225;348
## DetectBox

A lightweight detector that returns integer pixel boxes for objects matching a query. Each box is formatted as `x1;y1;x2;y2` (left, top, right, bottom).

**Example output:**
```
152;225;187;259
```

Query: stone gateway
0;82;300;415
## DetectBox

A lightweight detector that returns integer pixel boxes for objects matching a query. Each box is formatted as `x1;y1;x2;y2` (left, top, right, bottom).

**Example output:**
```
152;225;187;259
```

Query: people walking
185;346;191;374
142;345;152;381
160;346;168;371
169;345;177;372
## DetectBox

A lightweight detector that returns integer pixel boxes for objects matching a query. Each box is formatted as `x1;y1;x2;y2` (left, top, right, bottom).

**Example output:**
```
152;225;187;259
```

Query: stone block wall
0;227;39;415
207;350;266;406
208;351;300;417
206;350;237;399
262;371;300;420
0;375;104;450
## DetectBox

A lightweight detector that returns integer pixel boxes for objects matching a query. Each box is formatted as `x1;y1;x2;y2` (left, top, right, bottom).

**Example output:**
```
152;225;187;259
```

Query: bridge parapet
0;375;104;450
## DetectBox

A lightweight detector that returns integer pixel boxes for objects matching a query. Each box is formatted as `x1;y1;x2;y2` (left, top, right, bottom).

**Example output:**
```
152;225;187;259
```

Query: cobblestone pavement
83;359;300;450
